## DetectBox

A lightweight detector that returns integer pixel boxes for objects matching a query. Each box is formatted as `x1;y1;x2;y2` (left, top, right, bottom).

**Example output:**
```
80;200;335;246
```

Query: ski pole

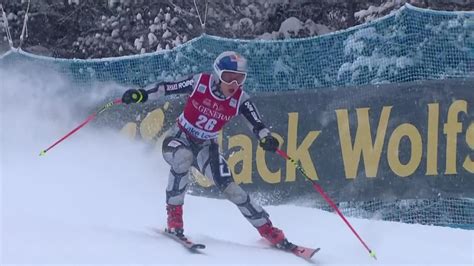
275;148;377;260
39;98;122;156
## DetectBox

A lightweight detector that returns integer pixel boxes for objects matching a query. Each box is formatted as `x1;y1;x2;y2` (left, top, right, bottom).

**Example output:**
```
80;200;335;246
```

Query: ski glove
122;89;148;104
259;135;279;152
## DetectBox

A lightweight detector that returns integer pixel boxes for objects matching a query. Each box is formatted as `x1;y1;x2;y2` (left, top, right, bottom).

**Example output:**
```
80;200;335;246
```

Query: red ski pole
39;98;122;156
276;148;377;260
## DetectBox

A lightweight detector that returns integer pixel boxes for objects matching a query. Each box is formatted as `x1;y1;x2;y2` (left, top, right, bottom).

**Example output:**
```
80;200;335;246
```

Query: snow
134;36;143;51
6;12;16;20
238;17;255;31
337;53;415;82
170;17;179;26
343;38;365;56
344;27;382;55
1;65;473;265
273;57;293;77
162;30;172;39
172;36;181;47
149;24;159;33
258;17;332;40
279;17;305;38
304;19;332;36
111;28;120;38
355;0;403;23
148;32;157;46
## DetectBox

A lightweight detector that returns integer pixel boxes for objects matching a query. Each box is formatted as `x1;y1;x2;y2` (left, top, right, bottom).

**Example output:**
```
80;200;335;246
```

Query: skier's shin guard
223;182;270;227
162;136;194;205
166;170;190;205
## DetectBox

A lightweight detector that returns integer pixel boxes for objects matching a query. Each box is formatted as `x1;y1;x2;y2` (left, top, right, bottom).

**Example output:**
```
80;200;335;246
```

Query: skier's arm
122;75;199;104
147;75;198;96
145;75;200;101
239;93;280;152
239;97;270;139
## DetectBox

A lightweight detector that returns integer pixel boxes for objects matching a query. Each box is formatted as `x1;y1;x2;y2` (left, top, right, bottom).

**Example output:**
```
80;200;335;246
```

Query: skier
121;51;293;249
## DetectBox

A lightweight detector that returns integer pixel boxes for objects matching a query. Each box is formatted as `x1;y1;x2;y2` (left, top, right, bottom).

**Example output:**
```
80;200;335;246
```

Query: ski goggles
219;70;247;86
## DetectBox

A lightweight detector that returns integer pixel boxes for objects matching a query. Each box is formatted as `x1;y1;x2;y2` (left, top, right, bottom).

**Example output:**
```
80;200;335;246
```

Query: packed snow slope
1;64;473;265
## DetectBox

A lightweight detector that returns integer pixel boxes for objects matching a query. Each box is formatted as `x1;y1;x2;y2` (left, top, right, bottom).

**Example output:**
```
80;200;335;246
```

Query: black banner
114;79;474;204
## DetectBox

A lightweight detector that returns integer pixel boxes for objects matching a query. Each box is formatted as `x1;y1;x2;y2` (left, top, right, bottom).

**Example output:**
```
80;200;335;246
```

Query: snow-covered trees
1;0;472;58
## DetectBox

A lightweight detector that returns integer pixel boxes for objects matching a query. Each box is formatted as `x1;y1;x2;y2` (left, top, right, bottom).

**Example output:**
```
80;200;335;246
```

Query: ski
290;245;320;260
155;228;206;252
272;240;320;260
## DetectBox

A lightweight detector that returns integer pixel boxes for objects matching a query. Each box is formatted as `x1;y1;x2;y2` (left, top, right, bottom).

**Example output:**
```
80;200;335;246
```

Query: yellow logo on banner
336;100;473;178
120;102;169;139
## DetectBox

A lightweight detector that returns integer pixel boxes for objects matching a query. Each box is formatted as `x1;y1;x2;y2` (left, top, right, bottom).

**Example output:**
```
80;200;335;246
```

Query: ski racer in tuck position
121;51;294;249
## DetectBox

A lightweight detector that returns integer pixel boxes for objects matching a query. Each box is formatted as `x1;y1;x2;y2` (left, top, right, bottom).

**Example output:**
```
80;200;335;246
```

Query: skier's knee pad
163;139;194;174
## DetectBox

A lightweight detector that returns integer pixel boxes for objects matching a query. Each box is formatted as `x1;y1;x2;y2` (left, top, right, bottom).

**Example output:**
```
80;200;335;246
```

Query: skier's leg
196;142;287;245
162;129;194;233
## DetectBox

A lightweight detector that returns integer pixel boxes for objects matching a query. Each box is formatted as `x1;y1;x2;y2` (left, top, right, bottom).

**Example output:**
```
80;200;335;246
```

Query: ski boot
257;222;296;250
166;204;184;238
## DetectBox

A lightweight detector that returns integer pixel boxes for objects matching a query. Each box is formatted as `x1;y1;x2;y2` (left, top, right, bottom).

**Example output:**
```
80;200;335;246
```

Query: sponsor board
114;79;473;203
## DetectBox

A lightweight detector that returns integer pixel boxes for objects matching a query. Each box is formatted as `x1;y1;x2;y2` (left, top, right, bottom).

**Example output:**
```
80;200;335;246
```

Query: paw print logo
120;102;170;143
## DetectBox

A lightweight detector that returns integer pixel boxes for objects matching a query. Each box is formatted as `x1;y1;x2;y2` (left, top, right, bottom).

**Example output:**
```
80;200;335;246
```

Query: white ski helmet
213;51;248;85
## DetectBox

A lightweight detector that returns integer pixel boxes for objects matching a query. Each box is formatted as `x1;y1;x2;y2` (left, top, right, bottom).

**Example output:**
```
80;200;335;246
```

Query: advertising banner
116;79;474;203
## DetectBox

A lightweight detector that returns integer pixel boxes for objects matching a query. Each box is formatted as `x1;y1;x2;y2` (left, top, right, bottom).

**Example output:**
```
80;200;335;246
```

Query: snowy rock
172;36;181;46
162;30;172;39
171;17;179;26
238;18;254;31
149;24;160;33
304;19;332;35
257;32;274;40
148;32;157;45
134;36;143;51
111;28;120;38
7;13;17;20
278;17;304;38
355;1;402;23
